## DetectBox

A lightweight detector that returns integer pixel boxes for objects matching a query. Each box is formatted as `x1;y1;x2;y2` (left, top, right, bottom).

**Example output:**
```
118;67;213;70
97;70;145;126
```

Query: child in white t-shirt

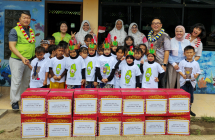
27;46;49;88
49;44;67;89
140;44;165;88
111;36;118;58
81;34;93;48
139;44;147;60
40;40;50;59
66;40;86;89
134;47;144;88
79;47;88;59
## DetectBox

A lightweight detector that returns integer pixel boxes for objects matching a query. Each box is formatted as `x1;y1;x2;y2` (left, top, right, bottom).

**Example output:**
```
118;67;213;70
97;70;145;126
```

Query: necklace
17;22;35;43
148;28;164;42
185;33;201;48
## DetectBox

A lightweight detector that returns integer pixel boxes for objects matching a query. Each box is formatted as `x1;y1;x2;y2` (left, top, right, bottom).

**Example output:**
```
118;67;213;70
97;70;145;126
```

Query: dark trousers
181;81;194;103
40;85;47;88
158;65;168;88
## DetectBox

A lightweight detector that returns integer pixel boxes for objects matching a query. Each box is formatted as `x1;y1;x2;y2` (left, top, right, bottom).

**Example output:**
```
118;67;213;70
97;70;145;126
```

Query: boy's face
116;49;124;60
49;40;55;45
51;50;56;57
184;49;195;60
104;48;111;55
70;50;77;57
56;48;64;58
80;51;88;59
111;46;117;52
134;51;142;60
36;52;45;60
89;48;96;56
64;48;69;57
139;45;146;55
147;54;155;61
126;57;134;64
84;38;91;47
41;44;49;51
98;49;104;56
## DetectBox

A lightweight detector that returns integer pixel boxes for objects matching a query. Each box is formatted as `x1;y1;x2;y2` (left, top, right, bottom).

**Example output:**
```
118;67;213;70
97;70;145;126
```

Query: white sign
48;123;71;137
123;100;144;114
169;98;189;112
75;98;97;114
48;100;71;115
168;120;189;134
146;99;167;114
22;98;45;114
123;122;144;136
22;122;45;138
99;122;121;136
145;120;166;134
73;121;96;136
100;98;122;113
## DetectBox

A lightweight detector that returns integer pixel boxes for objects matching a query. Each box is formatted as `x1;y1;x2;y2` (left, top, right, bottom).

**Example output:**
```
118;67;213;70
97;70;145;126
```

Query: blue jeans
85;81;95;88
99;83;113;88
67;85;81;89
181;81;194;103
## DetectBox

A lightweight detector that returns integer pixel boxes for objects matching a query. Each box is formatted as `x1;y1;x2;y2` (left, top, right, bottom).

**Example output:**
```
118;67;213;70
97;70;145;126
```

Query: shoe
190;110;196;116
12;102;19;110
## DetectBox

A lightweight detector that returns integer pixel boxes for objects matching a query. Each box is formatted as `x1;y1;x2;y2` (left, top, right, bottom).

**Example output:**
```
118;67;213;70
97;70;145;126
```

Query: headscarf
175;25;185;41
128;23;145;46
76;20;92;45
109;19;127;46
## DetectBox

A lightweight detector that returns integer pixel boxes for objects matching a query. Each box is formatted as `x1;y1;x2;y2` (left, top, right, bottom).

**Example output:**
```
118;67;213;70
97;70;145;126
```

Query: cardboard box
167;92;190;116
75;88;97;92
141;89;165;93
98;89;121;92
122;92;145;117
163;89;185;92
122;117;145;136
145;92;168;116
21;118;46;138
145;117;167;135
25;88;51;92
47;92;73;118
167;116;190;135
98;117;122;136
98;91;122;117
73;91;97;117
73;117;97;136
51;89;74;92
21;92;48;118
47;118;72;137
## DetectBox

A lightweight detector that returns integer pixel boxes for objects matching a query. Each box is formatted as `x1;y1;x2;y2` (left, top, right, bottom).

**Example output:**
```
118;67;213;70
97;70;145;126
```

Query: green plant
196;129;201;135
191;116;198;122
201;116;215;123
0;130;5;134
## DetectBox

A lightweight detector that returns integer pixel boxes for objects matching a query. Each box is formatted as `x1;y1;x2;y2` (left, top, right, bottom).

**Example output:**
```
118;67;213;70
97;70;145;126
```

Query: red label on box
145;116;167;135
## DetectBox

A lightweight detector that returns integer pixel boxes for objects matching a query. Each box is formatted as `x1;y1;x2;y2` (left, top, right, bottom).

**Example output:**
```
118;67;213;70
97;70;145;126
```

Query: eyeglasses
152;22;161;25
83;25;89;27
132;27;137;29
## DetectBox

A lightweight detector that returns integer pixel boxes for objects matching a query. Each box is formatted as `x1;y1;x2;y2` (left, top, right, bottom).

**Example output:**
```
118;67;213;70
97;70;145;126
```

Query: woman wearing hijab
75;20;97;46
167;25;191;89
107;19;127;46
128;23;148;47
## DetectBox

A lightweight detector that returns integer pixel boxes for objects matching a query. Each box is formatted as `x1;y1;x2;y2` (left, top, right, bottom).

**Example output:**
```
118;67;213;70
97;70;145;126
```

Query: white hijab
128;23;145;46
109;19;127;46
76;20;92;45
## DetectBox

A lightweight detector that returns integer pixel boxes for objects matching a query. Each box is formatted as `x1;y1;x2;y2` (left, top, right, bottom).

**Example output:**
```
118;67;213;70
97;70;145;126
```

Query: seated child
176;45;201;117
66;40;86;89
45;35;55;45
81;34;93;48
139;44;147;60
111;36;118;58
97;45;104;56
140;44;165;88
59;41;69;57
134;47;144;88
79;47;88;59
28;46;49;88
49;44;67;89
40;40;50;59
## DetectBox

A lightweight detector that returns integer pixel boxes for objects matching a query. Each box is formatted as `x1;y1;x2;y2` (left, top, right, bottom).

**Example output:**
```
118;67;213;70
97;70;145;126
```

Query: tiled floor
0;87;215;117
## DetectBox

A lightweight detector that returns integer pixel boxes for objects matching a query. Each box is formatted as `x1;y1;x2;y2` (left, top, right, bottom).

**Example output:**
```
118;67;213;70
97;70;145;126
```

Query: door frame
45;1;83;37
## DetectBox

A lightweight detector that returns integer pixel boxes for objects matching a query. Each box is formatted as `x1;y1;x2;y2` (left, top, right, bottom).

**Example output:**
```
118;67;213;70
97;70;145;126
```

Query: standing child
49;44;67;89
140;44;165;88
177;45;201;116
96;38;116;88
124;36;135;53
97;45;104;56
45;36;55;45
134;47;143;88
40;40;50;59
79;47;88;59
139;44;147;60
81;34;93;48
111;36;118;57
66;40;86;89
27;46;49;88
59;41;69;57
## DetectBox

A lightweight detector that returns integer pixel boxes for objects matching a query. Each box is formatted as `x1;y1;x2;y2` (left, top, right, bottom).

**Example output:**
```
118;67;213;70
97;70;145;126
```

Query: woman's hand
173;64;179;70
89;28;94;36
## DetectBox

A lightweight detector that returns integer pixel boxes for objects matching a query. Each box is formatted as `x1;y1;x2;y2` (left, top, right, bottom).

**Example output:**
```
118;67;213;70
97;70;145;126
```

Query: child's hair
48;45;57;54
134;47;143;55
35;46;45;54
116;46;125;54
79;47;88;54
98;44;104;51
58;41;68;49
126;55;134;60
56;44;65;50
85;34;93;41
45;35;55;41
40;40;50;45
124;36;134;49
139;44;147;55
184;45;195;52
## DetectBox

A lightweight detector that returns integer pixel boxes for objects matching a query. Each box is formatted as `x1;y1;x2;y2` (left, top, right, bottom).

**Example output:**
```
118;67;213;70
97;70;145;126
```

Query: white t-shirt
142;62;164;88
119;62;141;88
46;57;51;85
50;57;66;83
44;53;50;59
112;58;126;88
134;59;142;83
85;55;97;82
176;59;201;88
30;58;49;88
96;55;115;85
111;53;117;58
66;56;86;85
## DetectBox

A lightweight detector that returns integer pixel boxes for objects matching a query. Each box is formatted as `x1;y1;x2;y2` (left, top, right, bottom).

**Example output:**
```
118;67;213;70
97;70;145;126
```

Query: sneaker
12;102;19;110
190;110;196;116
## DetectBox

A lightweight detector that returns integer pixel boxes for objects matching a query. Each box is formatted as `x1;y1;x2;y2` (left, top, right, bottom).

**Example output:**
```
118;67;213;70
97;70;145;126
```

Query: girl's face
134;51;142;60
192;27;202;37
84;38;91;47
139;45;146;55
131;25;138;34
126;38;133;46
116;20;122;30
89;48;96;55
83;22;90;31
70;50;77;57
112;46;117;52
175;28;184;39
98;48;104;56
80;51;88;59
147;54;155;61
126;57;134;64
104;48;111;55
116;49;124;60
60;23;68;33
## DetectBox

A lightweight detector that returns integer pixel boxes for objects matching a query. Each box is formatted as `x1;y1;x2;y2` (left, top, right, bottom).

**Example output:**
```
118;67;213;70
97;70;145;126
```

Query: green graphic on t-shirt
137;64;140;68
145;68;152;82
56;64;61;74
87;61;93;75
70;64;77;77
103;63;110;75
125;70;132;84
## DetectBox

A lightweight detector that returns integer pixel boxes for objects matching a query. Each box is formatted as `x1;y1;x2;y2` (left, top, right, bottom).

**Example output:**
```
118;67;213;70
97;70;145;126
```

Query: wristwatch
162;63;167;67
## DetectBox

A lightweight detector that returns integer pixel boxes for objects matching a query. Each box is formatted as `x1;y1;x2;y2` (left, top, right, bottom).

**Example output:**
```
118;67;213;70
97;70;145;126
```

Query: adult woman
52;21;71;45
167;25;191;89
107;19;127;46
75;20;96;46
185;23;206;61
128;23;148;47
